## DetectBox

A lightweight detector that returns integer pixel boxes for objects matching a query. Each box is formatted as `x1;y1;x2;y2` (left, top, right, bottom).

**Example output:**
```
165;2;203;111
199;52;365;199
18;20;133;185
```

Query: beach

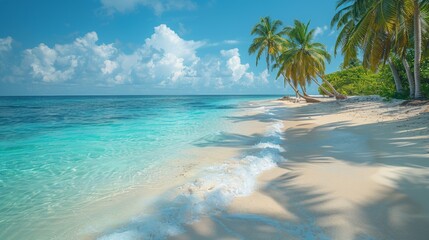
0;96;282;240
2;0;429;239
1;96;429;240
170;96;429;240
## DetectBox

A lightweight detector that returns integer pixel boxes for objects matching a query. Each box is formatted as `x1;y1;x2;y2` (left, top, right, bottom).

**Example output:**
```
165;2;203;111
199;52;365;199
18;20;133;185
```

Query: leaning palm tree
249;17;317;100
276;20;346;100
248;16;287;71
332;0;406;94
332;0;429;98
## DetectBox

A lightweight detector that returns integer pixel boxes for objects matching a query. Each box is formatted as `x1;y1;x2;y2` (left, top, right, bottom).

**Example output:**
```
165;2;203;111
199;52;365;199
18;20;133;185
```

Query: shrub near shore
319;60;429;99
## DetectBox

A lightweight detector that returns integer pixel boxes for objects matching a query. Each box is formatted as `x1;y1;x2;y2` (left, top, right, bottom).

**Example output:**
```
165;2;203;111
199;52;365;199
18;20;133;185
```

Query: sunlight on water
0;95;275;240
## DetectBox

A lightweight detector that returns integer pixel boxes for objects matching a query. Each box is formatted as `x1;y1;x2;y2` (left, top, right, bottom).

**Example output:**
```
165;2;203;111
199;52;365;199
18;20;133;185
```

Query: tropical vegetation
249;17;344;102
320;65;397;97
331;0;429;99
320;57;429;98
249;0;429;101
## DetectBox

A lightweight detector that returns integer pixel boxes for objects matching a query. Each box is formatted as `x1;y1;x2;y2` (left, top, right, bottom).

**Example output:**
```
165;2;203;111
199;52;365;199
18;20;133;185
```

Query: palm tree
249;17;317;100
332;0;428;99
331;0;370;67
276;20;346;100
332;0;406;94
248;17;287;71
414;0;425;99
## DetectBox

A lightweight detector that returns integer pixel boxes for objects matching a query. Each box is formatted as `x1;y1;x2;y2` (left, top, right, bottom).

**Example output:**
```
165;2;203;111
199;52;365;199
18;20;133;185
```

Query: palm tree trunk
388;59;404;94
300;84;309;96
317;74;347;99
402;58;415;98
290;82;302;101
288;81;303;98
414;0;422;99
284;77;321;103
311;78;334;97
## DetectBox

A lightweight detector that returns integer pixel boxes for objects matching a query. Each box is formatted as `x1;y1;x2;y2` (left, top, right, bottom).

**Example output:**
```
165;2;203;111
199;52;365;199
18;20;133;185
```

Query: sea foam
99;114;285;240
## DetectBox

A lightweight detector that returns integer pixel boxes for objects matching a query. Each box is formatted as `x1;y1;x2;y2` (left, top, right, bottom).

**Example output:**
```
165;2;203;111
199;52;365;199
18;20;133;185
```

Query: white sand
171;96;429;240
85;101;275;240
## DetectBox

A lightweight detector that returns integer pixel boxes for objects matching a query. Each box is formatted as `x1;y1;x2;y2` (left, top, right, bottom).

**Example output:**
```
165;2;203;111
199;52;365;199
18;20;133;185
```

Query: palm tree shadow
102;100;429;240
255;103;429;239
259;166;429;239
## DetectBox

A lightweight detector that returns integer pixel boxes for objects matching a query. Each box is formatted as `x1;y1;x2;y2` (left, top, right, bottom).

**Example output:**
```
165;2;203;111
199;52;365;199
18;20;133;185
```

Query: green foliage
276;20;331;87
319;66;397;97
320;57;429;99
378;65;410;99
422;59;429;79
248;17;286;70
339;57;362;70
421;58;429;97
402;56;429;98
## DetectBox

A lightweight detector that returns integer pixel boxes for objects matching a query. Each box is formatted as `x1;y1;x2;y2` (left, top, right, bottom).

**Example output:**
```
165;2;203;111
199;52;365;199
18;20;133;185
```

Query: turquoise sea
0;95;281;240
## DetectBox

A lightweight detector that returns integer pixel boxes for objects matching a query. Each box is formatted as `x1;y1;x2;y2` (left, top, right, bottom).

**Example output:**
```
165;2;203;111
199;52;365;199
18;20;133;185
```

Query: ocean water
100;119;287;240
0;95;282;240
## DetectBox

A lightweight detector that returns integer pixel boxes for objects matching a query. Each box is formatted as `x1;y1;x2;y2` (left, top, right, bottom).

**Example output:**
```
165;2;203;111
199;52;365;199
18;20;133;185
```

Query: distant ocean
0;95;286;240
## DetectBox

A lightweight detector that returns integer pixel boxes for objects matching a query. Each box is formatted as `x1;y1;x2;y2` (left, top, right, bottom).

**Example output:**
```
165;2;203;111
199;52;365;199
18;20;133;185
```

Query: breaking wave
99;117;286;240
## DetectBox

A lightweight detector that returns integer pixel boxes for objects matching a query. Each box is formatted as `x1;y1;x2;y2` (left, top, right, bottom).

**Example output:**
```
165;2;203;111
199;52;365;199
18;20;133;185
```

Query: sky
0;0;342;96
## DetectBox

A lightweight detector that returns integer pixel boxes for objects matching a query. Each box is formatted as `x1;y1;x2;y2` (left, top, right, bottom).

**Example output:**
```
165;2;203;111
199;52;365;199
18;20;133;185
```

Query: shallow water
99;119;287;240
0;95;278;240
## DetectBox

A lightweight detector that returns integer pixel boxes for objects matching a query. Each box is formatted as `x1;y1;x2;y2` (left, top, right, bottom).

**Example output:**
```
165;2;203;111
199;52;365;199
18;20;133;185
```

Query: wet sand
85;100;277;240
171;96;429;240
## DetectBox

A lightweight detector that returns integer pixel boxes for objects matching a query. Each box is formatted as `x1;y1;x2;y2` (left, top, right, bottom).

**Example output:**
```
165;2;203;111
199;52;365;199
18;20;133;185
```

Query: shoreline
171;96;429;240
0;96;280;240
91;99;285;239
8;96;428;240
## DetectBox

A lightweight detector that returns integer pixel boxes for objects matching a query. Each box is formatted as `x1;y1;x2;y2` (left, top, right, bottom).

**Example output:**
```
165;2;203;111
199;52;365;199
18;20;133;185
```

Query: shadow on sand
100;100;429;240
175;100;429;240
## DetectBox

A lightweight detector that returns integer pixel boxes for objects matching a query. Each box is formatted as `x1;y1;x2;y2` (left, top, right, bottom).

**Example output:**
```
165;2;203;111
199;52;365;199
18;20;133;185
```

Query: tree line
249;0;429;101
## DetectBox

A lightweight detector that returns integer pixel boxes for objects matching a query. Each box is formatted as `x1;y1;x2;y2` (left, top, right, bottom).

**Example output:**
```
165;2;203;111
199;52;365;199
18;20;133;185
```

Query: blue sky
0;0;342;96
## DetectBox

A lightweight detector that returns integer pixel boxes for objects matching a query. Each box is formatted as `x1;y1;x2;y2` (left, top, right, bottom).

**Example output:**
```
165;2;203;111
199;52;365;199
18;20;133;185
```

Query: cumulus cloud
145;24;203;60
314;25;328;37
259;69;269;84
23;32;117;83
0;37;13;52
221;48;253;83
5;24;269;90
0;37;14;80
142;24;203;84
102;60;118;75
100;0;196;15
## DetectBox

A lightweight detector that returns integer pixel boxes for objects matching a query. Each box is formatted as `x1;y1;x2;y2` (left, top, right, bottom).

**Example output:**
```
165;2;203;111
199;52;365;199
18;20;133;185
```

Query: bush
421;58;429;97
320;58;429;99
319;66;396;97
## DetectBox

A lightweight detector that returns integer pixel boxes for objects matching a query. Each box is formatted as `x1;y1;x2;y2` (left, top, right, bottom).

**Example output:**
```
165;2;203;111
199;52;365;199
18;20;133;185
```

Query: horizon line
0;94;289;97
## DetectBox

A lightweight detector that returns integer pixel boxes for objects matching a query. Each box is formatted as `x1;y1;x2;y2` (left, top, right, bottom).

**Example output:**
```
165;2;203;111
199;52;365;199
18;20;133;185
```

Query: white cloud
0;37;14;76
223;40;240;45
259;69;269;84
24;43;77;82
314;25;328;37
9;24;270;90
0;37;13;52
221;48;253;83
138;24;202;85
206;39;240;47
100;0;196;15
102;60;118;74
144;24;202;62
23;32;118;83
